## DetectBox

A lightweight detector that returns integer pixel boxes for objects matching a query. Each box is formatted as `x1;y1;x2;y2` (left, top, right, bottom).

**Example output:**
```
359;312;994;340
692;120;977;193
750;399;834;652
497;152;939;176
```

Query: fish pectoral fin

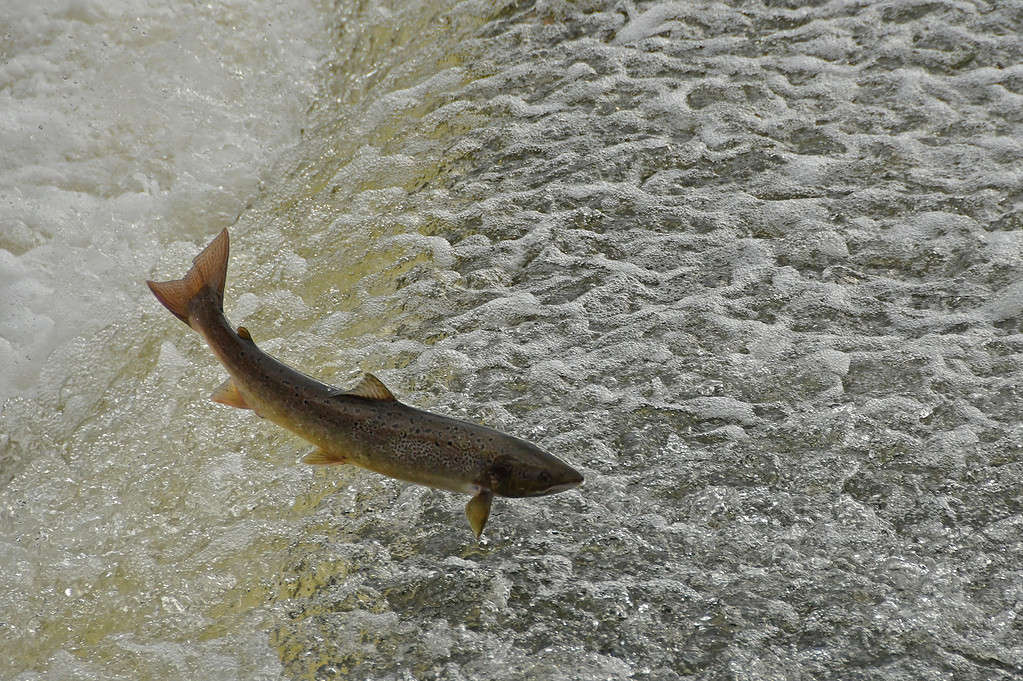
465;490;494;540
342;373;396;401
301;449;348;466
210;378;251;410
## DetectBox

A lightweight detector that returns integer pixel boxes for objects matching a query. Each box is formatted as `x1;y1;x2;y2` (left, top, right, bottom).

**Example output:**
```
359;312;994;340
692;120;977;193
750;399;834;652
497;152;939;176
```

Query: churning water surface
2;0;1022;679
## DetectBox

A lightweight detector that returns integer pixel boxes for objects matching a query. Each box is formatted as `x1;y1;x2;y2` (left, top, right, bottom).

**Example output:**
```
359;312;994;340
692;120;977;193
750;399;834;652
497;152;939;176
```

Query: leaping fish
146;229;583;538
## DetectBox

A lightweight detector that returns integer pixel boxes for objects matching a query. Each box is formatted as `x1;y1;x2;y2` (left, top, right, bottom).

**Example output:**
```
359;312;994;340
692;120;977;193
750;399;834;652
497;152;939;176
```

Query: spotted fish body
147;229;583;538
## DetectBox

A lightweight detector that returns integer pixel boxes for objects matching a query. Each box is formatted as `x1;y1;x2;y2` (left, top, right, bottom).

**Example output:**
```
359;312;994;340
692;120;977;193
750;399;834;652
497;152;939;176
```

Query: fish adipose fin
343;373;396;401
302;449;348;466
146;229;229;324
210;378;250;410
466;490;493;539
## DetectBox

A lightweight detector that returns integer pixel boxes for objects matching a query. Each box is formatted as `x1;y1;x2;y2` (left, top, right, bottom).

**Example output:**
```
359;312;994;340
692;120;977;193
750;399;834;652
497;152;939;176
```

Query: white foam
0;0;325;403
982;280;1023;323
614;2;690;45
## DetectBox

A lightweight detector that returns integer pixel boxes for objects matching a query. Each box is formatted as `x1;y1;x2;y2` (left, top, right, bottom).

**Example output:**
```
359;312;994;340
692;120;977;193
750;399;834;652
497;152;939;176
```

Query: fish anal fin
465;489;493;540
301;449;348;466
343;373;396;401
210;378;250;410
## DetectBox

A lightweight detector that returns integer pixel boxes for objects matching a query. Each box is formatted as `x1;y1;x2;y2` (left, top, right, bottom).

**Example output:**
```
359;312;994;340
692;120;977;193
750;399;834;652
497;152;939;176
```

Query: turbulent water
3;0;1023;679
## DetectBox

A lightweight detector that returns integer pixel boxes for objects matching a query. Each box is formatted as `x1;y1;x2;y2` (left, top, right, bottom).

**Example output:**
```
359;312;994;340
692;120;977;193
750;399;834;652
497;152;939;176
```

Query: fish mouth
529;475;584;497
545;480;583;494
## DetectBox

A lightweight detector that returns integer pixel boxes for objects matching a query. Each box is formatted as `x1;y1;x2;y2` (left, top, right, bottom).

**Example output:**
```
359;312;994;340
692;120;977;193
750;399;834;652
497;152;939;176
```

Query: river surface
2;0;1022;679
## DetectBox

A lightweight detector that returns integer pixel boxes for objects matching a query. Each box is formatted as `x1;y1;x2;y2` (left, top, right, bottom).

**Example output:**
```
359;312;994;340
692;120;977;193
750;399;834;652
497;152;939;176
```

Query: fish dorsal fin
343;373;396;401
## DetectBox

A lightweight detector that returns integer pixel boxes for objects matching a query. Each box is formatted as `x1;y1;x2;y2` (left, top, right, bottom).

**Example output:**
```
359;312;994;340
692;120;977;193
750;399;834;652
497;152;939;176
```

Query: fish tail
146;229;229;325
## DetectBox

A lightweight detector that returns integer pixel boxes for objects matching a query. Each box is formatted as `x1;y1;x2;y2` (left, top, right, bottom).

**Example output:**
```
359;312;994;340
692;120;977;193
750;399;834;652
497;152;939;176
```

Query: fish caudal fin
147;229;230;324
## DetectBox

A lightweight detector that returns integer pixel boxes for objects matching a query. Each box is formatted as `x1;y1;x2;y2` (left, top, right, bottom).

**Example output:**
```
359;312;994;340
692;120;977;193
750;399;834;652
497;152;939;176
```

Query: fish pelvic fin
210;377;250;410
466;489;493;539
302;449;348;466
146;229;229;324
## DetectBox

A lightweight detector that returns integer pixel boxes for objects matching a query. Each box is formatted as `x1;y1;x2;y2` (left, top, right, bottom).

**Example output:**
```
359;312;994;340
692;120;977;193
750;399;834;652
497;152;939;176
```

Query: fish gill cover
1;0;1022;679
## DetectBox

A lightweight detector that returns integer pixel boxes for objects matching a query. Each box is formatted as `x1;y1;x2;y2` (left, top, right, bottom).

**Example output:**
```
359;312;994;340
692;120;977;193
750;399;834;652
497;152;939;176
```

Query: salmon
147;229;582;538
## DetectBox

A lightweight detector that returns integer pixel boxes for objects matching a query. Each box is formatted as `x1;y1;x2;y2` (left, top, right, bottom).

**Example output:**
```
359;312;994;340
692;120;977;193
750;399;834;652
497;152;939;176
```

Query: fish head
485;436;584;498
